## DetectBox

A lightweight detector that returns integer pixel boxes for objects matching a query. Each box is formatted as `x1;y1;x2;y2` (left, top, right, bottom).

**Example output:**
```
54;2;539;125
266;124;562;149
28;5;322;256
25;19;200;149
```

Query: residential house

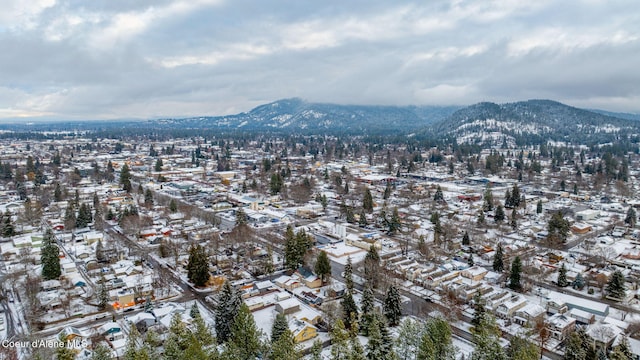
289;317;317;343
547;313;576;341
496;294;528;319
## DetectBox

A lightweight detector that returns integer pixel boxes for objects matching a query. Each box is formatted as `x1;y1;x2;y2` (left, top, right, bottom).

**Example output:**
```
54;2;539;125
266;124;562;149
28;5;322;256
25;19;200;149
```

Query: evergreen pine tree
2;212;15;238
271;313;289;343
310;339;323;360
395;319;422;360
54;182;63;202
536;199;543;214
363;188;374;213
344;256;354;292
366;315;388;360
330;319;350;360
144;188;153;207
462;231;470;246
360;285;375;335
215;281;242;344
625;207;637;228
270;329;300;360
510;207;517;230
482;186;493;212
424;317;455;360
433;185;444;202
341;291;359;330
41;228;61;280
509;256;522;291
186;244;209;287
314;251;331;284
564;331;586;360
506;335;539;360
225;304;263;360
471;294;486;332
573;272;586;290
359;209;369;227
364;245;381;287
169;199;178;213
284;225;299;271
610;336;633;360
383;284;402;326
97;275;109;310
192;308;214;347
120;163;132;193
163;313;191;360
471;312;505;360
606;270;627;300
494;205;505;224
91;344;114;360
557;263;569;287
492;244;504;272
56;334;76;360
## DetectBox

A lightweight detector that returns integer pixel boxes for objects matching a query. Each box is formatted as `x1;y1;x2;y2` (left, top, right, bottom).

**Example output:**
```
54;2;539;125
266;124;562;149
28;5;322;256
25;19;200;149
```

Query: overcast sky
1;0;639;120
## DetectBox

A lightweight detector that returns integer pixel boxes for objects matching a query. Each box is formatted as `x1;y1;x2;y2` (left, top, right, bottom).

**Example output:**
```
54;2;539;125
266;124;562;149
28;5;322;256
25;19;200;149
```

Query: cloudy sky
1;0;639;120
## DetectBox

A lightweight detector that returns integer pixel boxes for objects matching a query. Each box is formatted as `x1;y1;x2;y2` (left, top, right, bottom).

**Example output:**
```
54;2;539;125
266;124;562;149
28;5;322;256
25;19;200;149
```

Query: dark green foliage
169;199;178;213
573;273;586;290
606;270;627;300
54;182;62;202
471;294;486;332
1;211;15;238
76;203;93;228
341;291;358;330
557;263;569;287
509;256;522;291
144;188;153;207
422;317;455;360
364;245;381;288
360;285;375;335
564;331;586;360
284;226;312;271
314;251;331;284
433;185;444;202
492;243;504;272
269;329;300;360
270;173;283;195
482;186;493;212
536;199;543;214
344;256;354;292
507;335;539;360
366;314;396;360
225;304;263;360
625;207;636;228
120;163;132;192
388;207;401;234
548;211;570;244
494;205;505;223
271;313;289;343
462;231;470;245
215;281;242;344
383;284;402;326
41;229;61;280
186;244;209;287
363;188;374;212
610;336;633;360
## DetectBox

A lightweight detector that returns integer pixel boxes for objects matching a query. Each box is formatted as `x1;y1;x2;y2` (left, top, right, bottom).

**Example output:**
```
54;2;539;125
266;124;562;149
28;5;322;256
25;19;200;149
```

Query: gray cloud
0;0;639;120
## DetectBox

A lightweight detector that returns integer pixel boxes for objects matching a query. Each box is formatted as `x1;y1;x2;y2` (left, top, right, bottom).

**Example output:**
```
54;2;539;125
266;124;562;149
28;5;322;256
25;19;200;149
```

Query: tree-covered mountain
154;98;460;135
429;99;640;146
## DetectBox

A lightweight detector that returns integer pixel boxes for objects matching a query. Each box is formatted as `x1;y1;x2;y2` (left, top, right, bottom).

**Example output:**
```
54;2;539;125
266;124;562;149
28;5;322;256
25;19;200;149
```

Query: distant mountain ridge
154;98;461;135
430;99;640;146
